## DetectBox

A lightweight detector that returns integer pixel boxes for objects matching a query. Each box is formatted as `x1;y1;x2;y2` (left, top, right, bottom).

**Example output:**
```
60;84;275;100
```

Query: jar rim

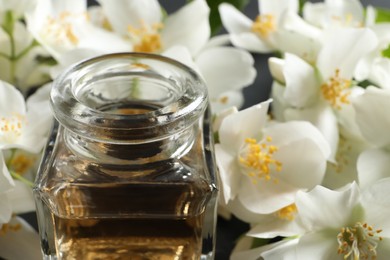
50;52;208;142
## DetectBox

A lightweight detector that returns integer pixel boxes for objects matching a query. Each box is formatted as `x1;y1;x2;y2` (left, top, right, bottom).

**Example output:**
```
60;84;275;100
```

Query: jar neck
63;121;198;164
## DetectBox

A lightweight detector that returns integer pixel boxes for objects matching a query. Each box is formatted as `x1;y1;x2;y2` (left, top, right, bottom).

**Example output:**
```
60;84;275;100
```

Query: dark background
23;0;389;259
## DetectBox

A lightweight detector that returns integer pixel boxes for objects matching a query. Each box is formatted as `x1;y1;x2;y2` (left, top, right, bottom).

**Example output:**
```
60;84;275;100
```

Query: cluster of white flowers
215;0;390;259
0;0;257;258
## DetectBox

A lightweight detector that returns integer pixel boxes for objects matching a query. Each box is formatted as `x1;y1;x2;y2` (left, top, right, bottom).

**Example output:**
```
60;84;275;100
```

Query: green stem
14;40;39;61
10;171;34;187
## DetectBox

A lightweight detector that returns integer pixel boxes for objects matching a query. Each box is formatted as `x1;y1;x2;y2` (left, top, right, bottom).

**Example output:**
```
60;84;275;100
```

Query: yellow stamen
337;222;383;259
10;154;35;175
219;96;229;104
239;136;282;184
0;114;24;143
127;21;164;53
321;69;351;109
45;11;87;46
0;223;22;236
252;14;275;38
276;204;298;221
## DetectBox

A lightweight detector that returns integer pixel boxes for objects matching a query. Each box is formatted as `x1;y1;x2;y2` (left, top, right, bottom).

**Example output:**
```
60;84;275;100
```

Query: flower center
127;21;163;53
276;204;297;221
0;222;21;236
10;153;35;174
251;14;275;38
321;69;351;109
239;136;282;184
45;11;88;47
0;114;24;143
337;222;383;259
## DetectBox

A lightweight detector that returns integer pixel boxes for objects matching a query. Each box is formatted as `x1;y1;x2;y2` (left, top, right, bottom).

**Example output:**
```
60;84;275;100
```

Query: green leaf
251;237;270;248
299;0;307;13
207;0;250;35
375;7;390;23
381;44;390;58
35;55;58;66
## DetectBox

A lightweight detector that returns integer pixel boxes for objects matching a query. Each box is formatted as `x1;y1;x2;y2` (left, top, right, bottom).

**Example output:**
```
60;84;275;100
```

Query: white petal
263;121;331;159
248;211;306;238
259;0;299;18
353;87;390;147
202;35;231;50
377;238;390;260
212;106;238;132
276;11;323;62
283;53;320;108
162;0;210;55
0;217;41;260
227;198;263;224
230;32;274;53
215;144;241;204
273;138;327;189
268;57;285;84
303;2;327;28
16;83;52;153
260;238;299;260
231;236;299;260
366;5;379;26
284;102;338;162
219;101;271;152
50;48;103;78
296;231;340;260
76;24;131;53
0;152;15;192
218;3;252;34
238;175;298;214
97;0;162;35
335;86;365;139
370;58;390;90
211;90;244;114
317;27;378;80
357;148;390;189
0;193;12;224
270;81;288;121
162;45;200;75
322;129;368;190
195;47;256;98
361;178;390;238
7;181;35;214
296;183;360;231
0;81;25;117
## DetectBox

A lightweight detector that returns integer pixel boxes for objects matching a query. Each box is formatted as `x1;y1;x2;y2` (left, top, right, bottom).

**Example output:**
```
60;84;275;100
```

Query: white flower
219;0;299;53
0;6;50;91
0;216;41;260
163;44;256;112
354;23;390;89
270;27;377;161
25;0;129;61
0;81;52;153
247;181;390;260
0;152;14;224
215;100;330;213
353;87;390;189
95;0;210;56
303;0;364;28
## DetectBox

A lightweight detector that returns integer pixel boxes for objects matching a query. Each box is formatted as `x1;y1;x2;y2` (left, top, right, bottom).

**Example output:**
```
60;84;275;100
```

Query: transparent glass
34;53;218;260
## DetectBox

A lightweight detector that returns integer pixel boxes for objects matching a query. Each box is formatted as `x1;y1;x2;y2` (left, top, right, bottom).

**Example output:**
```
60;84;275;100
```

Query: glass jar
34;53;219;260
